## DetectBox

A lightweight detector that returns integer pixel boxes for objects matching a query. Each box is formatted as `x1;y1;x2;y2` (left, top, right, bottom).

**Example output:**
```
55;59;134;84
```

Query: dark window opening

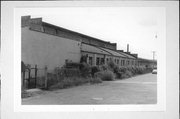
106;58;109;62
117;59;119;64
101;58;105;65
96;57;100;65
89;57;93;65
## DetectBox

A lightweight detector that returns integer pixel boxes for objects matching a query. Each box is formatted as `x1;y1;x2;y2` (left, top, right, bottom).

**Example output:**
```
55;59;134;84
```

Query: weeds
95;70;115;81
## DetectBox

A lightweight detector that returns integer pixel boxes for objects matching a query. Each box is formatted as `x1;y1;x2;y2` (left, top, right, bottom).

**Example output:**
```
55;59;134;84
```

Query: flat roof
99;47;127;58
116;51;136;59
81;43;111;55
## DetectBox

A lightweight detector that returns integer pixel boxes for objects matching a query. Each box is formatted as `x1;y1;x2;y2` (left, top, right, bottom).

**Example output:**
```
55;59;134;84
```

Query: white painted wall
22;27;81;70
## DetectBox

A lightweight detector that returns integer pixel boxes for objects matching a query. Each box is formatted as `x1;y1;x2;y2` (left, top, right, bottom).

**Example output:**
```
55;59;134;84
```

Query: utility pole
152;51;156;69
152;51;156;61
151;33;157;69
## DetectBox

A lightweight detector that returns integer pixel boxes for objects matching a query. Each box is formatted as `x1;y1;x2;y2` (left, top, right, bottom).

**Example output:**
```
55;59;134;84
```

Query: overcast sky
29;7;165;60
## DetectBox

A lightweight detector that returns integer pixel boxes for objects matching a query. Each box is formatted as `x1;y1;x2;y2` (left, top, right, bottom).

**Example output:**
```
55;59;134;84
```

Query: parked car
152;68;157;74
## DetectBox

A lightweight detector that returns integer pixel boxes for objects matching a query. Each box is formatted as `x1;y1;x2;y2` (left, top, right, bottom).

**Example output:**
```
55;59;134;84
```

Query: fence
21;64;48;89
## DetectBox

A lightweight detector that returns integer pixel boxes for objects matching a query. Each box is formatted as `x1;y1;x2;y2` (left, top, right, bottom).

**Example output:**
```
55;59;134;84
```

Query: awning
81;43;136;59
81;43;111;55
117;51;136;59
99;47;127;58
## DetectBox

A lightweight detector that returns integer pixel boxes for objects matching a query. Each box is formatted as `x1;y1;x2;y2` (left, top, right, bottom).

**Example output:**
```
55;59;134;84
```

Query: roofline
138;58;157;62
116;50;136;59
123;52;138;59
42;22;116;46
82;42;127;58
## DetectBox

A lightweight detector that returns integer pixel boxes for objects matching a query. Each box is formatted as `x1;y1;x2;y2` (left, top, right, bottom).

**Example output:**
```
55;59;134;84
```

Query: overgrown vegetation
49;77;102;90
104;61;153;79
47;62;102;90
94;70;115;81
41;61;152;90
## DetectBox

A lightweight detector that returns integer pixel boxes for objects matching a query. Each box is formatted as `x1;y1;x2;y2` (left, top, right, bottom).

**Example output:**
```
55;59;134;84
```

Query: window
106;58;109;62
121;60;125;66
117;59;119;64
89;57;93;65
101;58;104;65
96;57;100;65
127;60;130;65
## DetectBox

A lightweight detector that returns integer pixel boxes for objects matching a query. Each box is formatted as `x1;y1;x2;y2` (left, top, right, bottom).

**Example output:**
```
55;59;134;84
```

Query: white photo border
14;7;166;112
1;1;179;119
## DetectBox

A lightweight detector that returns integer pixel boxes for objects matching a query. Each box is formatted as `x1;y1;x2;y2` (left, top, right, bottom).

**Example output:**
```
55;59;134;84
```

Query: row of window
86;56;138;66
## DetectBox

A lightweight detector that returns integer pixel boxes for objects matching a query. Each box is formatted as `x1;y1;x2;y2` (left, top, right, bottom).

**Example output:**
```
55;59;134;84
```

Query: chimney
21;16;31;27
127;44;129;52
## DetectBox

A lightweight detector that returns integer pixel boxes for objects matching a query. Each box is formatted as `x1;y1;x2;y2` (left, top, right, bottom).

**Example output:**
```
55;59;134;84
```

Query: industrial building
21;16;156;71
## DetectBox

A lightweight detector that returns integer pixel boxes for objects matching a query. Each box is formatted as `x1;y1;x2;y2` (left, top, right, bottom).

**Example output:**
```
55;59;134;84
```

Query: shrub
131;67;137;75
113;65;120;73
107;60;117;71
91;66;100;77
135;67;147;74
79;63;91;78
114;71;122;79
63;68;81;77
47;73;59;87
65;62;81;69
95;70;115;81
89;77;102;84
125;70;133;77
99;65;108;71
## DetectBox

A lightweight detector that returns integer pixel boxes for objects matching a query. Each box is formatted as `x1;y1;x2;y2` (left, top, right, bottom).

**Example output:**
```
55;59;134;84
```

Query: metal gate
21;64;38;89
22;62;47;89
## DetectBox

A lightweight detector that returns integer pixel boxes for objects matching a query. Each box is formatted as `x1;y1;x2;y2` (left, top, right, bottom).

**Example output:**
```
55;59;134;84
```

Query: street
22;73;157;105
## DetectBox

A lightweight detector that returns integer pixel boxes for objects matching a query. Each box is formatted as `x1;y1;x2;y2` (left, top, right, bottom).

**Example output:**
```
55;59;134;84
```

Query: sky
30;7;165;60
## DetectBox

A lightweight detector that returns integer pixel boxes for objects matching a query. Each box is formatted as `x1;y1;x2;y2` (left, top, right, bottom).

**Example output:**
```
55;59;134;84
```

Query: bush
65;62;81;69
79;63;91;78
64;62;91;78
63;68;81;77
90;77;102;84
114;71;122;79
91;66;100;77
47;73;59;87
99;65;108;71
95;70;115;81
107;60;117;72
118;69;130;79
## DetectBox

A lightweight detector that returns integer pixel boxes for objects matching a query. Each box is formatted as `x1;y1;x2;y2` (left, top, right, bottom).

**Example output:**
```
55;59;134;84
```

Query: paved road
22;73;157;105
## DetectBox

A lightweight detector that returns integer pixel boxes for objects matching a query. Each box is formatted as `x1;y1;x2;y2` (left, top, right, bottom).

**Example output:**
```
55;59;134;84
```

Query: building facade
21;16;156;71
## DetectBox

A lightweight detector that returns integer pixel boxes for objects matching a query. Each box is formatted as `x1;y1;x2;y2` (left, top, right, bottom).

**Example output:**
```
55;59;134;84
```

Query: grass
49;77;102;90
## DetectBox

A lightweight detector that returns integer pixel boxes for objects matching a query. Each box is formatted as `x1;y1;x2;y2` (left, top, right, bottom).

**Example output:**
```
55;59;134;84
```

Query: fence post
35;65;37;88
56;68;59;81
28;67;31;89
44;66;48;89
